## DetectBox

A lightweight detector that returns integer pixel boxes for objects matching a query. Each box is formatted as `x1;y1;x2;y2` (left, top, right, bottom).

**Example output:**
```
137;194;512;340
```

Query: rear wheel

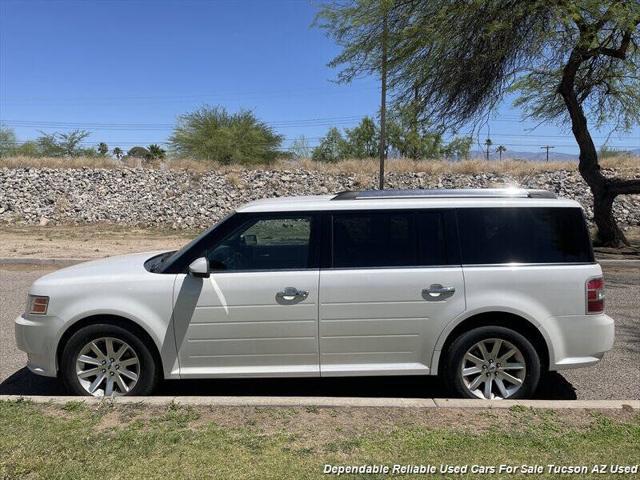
61;324;159;396
444;326;541;399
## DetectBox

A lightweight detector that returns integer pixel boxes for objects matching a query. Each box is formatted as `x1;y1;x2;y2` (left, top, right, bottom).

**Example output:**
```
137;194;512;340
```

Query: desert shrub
169;106;283;165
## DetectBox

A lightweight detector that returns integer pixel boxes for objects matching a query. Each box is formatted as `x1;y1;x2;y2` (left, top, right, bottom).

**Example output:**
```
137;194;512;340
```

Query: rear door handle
276;287;309;304
422;284;456;301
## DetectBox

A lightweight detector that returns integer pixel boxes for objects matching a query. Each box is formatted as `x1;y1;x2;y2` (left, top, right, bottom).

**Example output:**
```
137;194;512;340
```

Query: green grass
1;401;638;479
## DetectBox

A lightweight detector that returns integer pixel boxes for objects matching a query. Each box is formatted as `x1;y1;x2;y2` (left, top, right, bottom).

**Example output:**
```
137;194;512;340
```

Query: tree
316;0;398;187
484;138;493;161
312;127;349;162
443;136;473;161
169;106;284;165
0;126;17;158
113;147;124;160
496;145;507;161
386;107;444;159
13;141;40;157
319;0;640;247
127;146;151;159
147;144;166;160
97;142;109;156
36;130;92;157
289;135;313;159
343;117;379;158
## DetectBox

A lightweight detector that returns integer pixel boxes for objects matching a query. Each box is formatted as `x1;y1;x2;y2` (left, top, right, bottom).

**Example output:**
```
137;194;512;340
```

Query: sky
1;0;639;156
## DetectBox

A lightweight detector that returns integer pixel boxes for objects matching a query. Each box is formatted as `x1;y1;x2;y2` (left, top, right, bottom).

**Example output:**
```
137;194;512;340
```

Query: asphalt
1;264;638;400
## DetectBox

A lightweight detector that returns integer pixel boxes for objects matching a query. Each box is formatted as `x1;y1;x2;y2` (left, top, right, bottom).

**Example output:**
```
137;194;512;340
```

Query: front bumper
547;313;615;371
14;314;63;377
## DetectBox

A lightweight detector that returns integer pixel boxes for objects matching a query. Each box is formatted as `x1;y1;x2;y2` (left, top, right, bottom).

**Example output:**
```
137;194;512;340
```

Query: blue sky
1;0;638;156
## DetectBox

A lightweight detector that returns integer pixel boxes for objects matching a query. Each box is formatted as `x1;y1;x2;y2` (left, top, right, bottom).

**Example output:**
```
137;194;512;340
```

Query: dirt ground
0;225;196;259
40;403;639;441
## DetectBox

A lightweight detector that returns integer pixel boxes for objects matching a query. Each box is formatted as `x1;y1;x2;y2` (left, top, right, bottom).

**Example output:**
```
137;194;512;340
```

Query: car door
319;209;465;376
172;213;321;377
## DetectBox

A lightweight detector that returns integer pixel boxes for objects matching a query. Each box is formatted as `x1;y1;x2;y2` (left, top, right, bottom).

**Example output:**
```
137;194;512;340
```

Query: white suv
15;189;614;399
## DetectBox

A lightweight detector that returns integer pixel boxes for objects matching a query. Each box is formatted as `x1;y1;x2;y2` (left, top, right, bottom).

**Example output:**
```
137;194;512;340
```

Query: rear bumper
547;313;615;371
14;314;62;377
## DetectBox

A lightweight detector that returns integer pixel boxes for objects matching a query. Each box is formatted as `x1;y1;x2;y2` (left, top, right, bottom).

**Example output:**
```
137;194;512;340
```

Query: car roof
235;189;581;213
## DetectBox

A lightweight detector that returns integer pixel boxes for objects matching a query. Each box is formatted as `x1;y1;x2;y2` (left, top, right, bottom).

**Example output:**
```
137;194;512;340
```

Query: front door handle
276;287;309;304
422;284;456;301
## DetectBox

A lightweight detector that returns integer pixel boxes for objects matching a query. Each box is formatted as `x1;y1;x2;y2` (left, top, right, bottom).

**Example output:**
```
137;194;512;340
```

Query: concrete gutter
0;257;88;267
1;257;639;267
0;395;638;409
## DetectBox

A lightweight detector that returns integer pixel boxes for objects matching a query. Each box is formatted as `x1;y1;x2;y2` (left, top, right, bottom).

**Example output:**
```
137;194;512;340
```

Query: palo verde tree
316;0;398;186
318;0;640;247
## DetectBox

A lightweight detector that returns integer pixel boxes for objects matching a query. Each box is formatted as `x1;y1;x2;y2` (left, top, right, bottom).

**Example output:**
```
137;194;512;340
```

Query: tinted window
206;216;312;271
458;207;593;264
417;211;448;266
332;211;447;268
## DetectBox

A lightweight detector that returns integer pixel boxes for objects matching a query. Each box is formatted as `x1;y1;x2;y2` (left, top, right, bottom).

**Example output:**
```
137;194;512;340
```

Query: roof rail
331;188;557;200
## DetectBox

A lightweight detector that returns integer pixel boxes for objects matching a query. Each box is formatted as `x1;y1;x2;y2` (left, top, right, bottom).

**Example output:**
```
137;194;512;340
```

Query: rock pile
1;167;638;230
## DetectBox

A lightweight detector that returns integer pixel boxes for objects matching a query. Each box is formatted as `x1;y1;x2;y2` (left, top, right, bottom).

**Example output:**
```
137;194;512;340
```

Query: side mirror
188;257;210;278
242;234;257;246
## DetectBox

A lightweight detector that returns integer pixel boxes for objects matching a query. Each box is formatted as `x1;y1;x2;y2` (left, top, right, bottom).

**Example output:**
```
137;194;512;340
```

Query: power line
0;115;368;130
3;118;637;140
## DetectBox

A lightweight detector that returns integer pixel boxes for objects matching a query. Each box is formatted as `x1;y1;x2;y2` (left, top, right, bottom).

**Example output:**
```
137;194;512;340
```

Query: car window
332;211;447;268
457;207;594;264
205;216;312;271
417;211;448;266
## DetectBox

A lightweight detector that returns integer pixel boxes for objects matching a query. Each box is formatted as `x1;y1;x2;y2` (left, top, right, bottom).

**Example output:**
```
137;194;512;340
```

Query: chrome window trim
461;262;598;268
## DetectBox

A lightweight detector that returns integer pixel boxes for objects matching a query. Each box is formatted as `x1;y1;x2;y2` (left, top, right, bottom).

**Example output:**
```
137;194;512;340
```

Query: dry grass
1;154;639;176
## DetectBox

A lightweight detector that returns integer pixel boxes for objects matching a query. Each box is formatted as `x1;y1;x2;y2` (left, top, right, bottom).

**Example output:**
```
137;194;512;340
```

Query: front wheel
444;326;541;400
61;324;159;396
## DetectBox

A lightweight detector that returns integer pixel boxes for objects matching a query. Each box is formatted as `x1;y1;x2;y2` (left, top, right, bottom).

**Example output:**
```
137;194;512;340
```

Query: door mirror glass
188;257;210;278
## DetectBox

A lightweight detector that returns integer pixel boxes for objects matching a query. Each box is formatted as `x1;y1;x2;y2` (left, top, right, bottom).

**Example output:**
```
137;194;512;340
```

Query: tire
443;326;541;400
61;323;160;396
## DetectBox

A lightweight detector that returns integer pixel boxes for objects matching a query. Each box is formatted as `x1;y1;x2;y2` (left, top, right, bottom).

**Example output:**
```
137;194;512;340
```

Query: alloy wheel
75;337;140;396
460;338;526;399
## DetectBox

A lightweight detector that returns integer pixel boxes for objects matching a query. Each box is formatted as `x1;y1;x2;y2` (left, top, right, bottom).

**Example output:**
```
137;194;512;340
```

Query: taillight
586;277;604;314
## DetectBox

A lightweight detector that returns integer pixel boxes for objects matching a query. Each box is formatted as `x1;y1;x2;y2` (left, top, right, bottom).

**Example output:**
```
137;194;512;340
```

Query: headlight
27;295;49;315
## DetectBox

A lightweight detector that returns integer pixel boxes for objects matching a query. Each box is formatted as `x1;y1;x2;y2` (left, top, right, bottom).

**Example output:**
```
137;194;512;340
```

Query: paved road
1;264;638;399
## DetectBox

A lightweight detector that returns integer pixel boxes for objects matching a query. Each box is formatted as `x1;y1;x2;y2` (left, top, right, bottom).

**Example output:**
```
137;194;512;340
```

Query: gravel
1;167;639;229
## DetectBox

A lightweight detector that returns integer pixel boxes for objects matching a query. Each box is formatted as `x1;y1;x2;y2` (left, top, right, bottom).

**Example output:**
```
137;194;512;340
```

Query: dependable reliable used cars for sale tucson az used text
15;188;614;399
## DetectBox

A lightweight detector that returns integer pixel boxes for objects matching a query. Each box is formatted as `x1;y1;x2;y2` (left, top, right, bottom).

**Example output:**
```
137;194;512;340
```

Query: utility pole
378;11;388;190
410;83;419;160
541;145;555;162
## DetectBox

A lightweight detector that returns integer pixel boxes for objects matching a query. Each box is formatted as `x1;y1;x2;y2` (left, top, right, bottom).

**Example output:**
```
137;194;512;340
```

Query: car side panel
28;272;179;378
430;263;608;373
319;267;465;375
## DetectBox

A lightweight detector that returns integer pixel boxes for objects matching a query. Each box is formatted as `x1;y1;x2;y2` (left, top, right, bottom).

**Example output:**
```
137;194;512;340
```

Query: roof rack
331;188;557;200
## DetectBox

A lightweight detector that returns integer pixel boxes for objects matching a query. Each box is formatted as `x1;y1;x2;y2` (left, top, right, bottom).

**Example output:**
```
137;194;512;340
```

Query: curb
1;257;639;267
597;259;640;266
0;257;88;267
0;395;638;409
